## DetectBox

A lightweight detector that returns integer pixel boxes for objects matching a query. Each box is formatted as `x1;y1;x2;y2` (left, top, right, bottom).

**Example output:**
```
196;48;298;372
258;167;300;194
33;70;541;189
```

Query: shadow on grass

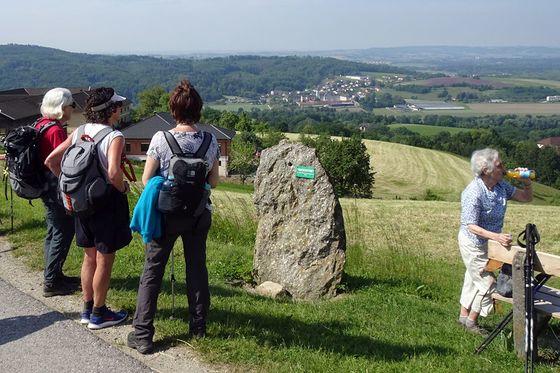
157;306;451;361
143;283;452;361
110;277;242;299
0;217;44;235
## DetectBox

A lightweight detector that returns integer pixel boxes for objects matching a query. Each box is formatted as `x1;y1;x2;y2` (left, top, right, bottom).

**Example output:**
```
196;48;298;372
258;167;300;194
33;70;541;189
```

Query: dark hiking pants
42;196;75;287
133;209;211;341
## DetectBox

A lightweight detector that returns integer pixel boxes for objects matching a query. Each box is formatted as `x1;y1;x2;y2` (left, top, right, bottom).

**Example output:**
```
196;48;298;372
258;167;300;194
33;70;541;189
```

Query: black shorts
75;190;132;254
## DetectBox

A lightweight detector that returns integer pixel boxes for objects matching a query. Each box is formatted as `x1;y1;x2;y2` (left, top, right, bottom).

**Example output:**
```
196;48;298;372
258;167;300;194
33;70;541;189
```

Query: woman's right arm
207;160;219;188
467;224;512;247
142;157;160;186
44;135;73;177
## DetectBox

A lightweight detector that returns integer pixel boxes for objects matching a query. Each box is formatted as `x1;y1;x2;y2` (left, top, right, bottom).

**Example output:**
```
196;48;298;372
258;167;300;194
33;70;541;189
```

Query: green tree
132;86;169;121
218;111;239;130
302;135;374;198
229;134;259;184
260;130;286;149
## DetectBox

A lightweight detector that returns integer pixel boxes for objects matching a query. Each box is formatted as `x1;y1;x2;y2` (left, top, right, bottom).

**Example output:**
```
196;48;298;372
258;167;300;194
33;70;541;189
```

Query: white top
146;129;220;178
71;123;123;175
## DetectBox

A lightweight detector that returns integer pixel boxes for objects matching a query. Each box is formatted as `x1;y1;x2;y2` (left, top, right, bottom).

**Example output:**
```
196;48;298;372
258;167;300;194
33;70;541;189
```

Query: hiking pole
170;245;176;319
10;183;13;233
475;273;551;354
524;223;539;373
475;311;513;354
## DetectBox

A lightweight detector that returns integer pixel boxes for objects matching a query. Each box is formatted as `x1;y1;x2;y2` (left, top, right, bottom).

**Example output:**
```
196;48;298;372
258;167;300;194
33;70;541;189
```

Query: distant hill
0;44;410;103
311;46;560;79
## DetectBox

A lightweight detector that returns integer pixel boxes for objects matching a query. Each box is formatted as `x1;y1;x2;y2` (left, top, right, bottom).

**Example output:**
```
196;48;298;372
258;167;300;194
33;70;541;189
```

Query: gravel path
0;239;219;373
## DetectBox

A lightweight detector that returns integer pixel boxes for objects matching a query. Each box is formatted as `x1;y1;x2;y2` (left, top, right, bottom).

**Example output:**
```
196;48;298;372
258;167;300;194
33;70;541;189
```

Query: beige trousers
458;230;496;317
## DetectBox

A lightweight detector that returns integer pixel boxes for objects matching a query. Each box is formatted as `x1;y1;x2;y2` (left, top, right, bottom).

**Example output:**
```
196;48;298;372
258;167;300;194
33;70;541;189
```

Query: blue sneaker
87;306;128;330
80;309;91;325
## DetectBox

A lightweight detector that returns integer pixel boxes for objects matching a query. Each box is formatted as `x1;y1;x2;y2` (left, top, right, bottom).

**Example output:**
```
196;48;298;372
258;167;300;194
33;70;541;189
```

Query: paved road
0;278;152;373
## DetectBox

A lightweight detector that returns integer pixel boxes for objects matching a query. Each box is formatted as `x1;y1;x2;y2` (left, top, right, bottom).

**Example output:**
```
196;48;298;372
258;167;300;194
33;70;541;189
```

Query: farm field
378;103;560;116
488;77;560;89
207;102;271;111
388;123;472;136
378;107;481;117
468;103;560;115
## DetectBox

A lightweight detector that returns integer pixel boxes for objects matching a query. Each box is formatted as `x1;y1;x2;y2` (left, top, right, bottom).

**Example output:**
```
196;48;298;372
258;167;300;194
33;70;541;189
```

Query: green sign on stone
296;166;315;179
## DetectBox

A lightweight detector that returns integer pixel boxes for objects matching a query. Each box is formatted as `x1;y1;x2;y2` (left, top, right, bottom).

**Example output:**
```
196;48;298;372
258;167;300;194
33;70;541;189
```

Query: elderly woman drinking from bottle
458;148;533;336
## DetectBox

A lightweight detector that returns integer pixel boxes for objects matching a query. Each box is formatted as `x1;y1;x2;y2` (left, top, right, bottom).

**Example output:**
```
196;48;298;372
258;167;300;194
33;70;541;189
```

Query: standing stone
253;140;346;299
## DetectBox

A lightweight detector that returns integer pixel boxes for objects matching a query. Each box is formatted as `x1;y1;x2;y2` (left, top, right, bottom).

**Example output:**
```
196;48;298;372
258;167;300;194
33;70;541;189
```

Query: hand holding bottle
505;168;535;180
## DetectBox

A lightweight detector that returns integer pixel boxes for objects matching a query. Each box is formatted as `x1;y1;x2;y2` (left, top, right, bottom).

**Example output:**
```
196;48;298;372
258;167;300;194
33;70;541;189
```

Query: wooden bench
488;240;560;359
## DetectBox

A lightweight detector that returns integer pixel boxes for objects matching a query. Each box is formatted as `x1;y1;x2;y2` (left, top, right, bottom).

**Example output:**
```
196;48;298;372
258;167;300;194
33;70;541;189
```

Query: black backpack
3;120;57;200
157;131;212;217
58;125;114;217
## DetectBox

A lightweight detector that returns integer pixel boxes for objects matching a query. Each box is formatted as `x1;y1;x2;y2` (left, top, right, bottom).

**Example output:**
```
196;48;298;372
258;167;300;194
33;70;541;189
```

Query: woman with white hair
458;148;533;336
37;87;78;297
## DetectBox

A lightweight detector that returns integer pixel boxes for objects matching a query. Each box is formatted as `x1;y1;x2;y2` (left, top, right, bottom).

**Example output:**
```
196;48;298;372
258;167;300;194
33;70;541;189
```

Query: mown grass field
2;138;560;372
286;134;560;204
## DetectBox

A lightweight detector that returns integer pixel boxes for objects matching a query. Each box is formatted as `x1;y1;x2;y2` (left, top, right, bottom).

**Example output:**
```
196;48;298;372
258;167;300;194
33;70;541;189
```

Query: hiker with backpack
458;148;533;336
127;80;220;354
45;87;132;330
35;88;79;297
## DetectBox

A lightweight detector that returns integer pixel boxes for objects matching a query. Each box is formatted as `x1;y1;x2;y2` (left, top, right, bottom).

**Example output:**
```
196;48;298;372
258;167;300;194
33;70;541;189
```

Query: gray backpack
58;125;114;217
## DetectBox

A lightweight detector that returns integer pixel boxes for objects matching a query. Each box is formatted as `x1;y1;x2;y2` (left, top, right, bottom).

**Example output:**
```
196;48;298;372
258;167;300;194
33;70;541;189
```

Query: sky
1;0;559;55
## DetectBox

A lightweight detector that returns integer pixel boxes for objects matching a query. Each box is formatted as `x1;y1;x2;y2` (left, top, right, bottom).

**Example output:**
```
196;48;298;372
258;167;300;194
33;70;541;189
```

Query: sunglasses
67;102;76;109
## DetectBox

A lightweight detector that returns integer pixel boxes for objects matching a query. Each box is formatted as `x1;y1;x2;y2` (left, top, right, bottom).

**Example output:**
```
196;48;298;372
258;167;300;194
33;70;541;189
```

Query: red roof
538;137;560;146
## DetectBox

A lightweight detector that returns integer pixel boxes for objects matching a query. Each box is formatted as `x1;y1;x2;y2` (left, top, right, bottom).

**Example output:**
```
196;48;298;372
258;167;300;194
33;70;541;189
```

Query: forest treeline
0;44;412;101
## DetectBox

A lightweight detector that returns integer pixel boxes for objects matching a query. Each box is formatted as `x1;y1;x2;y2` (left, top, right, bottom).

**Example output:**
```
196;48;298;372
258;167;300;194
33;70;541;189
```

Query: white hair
40;88;73;120
470;148;499;177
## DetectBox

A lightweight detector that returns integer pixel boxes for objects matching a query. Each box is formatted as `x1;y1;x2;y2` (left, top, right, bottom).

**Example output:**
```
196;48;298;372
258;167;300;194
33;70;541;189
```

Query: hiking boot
127;331;154;354
80;309;92;325
57;273;81;286
464;320;489;337
43;282;74;297
87;306;128;330
188;327;207;339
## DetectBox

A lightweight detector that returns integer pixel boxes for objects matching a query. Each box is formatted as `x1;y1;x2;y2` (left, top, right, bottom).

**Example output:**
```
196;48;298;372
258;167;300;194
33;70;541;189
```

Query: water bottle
157;176;176;213
505;169;536;180
161;177;175;191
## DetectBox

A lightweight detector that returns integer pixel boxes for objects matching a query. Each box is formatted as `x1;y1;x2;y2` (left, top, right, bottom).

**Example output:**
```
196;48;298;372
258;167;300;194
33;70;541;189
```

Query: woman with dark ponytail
127;80;220;354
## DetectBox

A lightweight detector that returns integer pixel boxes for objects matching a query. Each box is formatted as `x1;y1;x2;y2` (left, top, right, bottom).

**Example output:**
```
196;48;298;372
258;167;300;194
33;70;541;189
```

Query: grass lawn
2;174;560;371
